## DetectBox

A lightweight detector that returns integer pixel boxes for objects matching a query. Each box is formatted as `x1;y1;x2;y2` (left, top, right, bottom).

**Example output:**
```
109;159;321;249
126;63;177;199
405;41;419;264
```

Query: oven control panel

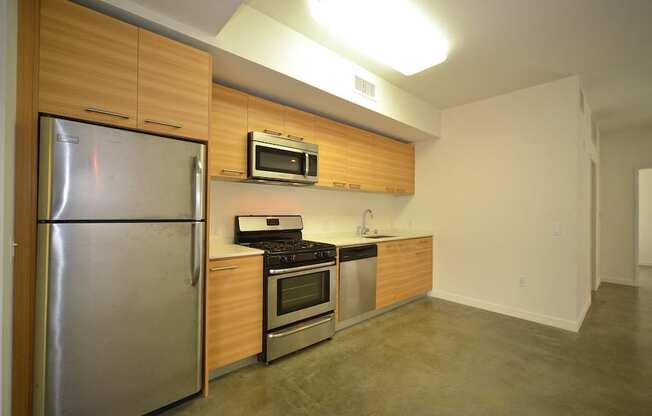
267;249;336;267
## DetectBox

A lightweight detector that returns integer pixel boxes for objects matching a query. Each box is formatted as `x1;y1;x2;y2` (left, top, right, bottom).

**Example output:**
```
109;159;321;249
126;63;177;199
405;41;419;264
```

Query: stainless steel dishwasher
339;244;377;321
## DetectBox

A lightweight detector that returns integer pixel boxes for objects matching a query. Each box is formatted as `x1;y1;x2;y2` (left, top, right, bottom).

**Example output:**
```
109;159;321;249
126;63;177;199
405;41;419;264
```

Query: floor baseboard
600;276;636;287
430;290;581;332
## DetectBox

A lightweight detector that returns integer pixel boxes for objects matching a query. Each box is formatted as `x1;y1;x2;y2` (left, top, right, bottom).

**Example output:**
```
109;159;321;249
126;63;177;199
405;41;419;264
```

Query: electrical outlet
552;222;561;238
519;276;528;288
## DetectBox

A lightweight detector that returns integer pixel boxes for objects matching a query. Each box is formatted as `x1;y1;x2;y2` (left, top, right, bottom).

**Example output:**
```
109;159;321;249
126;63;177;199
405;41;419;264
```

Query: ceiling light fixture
310;0;448;76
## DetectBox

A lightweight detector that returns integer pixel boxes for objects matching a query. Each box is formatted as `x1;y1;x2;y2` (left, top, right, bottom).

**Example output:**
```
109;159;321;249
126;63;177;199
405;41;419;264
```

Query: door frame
634;168;652;288
635;169;640;288
590;159;598;291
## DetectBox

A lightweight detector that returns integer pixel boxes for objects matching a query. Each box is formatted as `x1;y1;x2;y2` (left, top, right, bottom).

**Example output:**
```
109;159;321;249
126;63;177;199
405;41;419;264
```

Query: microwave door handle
304;153;309;177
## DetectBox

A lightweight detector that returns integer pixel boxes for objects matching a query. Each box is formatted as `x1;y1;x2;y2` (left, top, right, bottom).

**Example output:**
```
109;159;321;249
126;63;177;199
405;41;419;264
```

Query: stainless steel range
235;215;337;362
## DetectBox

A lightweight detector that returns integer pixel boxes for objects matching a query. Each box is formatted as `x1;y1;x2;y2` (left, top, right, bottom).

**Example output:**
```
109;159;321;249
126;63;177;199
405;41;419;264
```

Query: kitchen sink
363;235;395;239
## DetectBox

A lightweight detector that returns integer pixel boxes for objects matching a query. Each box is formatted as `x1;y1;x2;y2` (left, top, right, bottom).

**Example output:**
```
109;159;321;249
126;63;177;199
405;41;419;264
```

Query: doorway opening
637;168;652;289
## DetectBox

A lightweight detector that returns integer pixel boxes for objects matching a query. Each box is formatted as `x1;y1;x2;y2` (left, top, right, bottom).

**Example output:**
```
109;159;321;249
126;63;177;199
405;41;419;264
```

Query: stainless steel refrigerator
34;116;206;415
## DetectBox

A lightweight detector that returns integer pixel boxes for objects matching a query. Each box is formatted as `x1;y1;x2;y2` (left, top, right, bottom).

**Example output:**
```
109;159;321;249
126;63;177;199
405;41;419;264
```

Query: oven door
250;141;317;183
267;263;336;330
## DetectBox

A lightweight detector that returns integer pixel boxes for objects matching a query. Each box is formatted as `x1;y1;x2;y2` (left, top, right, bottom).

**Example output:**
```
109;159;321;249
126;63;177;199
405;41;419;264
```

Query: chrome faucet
360;209;374;236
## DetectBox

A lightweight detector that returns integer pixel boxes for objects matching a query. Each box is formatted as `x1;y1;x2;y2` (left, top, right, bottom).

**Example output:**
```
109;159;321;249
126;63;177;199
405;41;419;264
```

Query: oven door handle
267;314;334;338
269;261;336;275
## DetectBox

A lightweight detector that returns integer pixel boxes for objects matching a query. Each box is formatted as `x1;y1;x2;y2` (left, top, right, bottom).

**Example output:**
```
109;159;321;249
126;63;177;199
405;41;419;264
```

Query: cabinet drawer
206;255;263;369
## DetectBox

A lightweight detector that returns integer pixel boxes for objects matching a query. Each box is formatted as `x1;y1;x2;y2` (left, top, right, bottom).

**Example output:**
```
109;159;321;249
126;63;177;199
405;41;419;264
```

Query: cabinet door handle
386;187;396;193
333;182;347;188
221;169;245;176
263;129;282;136
348;184;361;190
210;265;239;272
85;107;130;119
287;134;304;142
144;119;182;129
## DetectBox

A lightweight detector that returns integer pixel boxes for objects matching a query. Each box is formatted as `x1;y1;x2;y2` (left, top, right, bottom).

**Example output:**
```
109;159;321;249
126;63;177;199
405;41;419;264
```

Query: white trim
600;275;636;287
638;262;652;267
430;290;582;332
576;295;592;331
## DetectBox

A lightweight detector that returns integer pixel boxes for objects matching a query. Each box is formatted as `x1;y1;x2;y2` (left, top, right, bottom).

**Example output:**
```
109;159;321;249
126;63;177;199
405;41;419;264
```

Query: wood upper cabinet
247;96;316;142
347;128;384;193
210;83;416;195
138;29;211;141
39;1;212;141
284;107;315;142
313;118;349;188
206;255;263;370
247;96;285;136
210;84;248;179
376;238;433;309
39;0;139;128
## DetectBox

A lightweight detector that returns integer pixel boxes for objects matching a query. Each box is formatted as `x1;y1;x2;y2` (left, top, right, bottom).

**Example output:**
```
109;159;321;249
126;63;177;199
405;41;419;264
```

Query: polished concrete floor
165;283;652;416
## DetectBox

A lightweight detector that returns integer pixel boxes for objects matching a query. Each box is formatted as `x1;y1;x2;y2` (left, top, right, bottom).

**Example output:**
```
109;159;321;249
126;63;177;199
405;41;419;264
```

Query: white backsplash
210;180;405;243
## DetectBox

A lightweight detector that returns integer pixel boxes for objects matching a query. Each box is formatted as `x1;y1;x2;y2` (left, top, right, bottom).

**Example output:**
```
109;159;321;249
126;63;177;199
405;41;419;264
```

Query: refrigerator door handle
191;223;203;287
193;157;203;220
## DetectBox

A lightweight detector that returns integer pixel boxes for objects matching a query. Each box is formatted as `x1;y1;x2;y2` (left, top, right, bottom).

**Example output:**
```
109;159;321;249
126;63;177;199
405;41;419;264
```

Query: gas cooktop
243;239;334;254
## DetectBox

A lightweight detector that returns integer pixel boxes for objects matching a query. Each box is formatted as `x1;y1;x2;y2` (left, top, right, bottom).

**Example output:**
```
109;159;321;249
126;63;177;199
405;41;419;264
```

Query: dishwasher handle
339;244;377;262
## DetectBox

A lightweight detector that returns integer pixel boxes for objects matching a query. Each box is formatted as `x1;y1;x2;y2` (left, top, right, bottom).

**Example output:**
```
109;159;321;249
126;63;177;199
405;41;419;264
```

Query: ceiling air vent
354;75;376;100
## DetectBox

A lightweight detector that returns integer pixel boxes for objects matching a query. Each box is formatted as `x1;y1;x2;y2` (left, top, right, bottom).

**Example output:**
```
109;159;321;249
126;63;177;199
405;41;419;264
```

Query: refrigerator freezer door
38;116;206;221
34;222;204;416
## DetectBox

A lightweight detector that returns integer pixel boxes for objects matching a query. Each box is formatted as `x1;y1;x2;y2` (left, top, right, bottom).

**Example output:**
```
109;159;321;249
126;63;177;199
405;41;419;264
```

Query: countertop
209;232;433;259
209;239;264;260
302;231;433;248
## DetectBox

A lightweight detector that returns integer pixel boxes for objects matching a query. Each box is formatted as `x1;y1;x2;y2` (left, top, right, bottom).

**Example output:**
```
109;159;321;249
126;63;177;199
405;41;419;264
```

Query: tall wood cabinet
376;238;433;309
39;0;211;141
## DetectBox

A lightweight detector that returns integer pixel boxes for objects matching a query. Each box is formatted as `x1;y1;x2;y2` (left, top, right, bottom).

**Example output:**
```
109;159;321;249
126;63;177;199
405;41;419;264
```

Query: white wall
210;181;407;243
639;169;652;266
395;77;590;331
599;126;652;285
1;0;17;413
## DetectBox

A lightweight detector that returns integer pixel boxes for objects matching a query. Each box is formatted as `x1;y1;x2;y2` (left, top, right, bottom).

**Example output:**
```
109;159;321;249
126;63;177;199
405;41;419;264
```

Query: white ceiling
246;0;652;132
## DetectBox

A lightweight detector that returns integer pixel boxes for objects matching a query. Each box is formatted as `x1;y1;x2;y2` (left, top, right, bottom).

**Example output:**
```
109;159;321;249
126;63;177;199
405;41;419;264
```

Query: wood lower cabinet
376;238;433;309
206;255;263;370
210;84;248;179
138;29;211;141
39;0;139;128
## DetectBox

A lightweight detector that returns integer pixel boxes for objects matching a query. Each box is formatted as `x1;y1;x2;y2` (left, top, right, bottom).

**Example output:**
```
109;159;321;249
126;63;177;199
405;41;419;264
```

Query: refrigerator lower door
34;222;204;416
38;116;206;221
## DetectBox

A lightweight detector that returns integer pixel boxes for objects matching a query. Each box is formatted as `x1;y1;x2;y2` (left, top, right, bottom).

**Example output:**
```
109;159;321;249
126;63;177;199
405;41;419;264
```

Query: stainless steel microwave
248;131;319;184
